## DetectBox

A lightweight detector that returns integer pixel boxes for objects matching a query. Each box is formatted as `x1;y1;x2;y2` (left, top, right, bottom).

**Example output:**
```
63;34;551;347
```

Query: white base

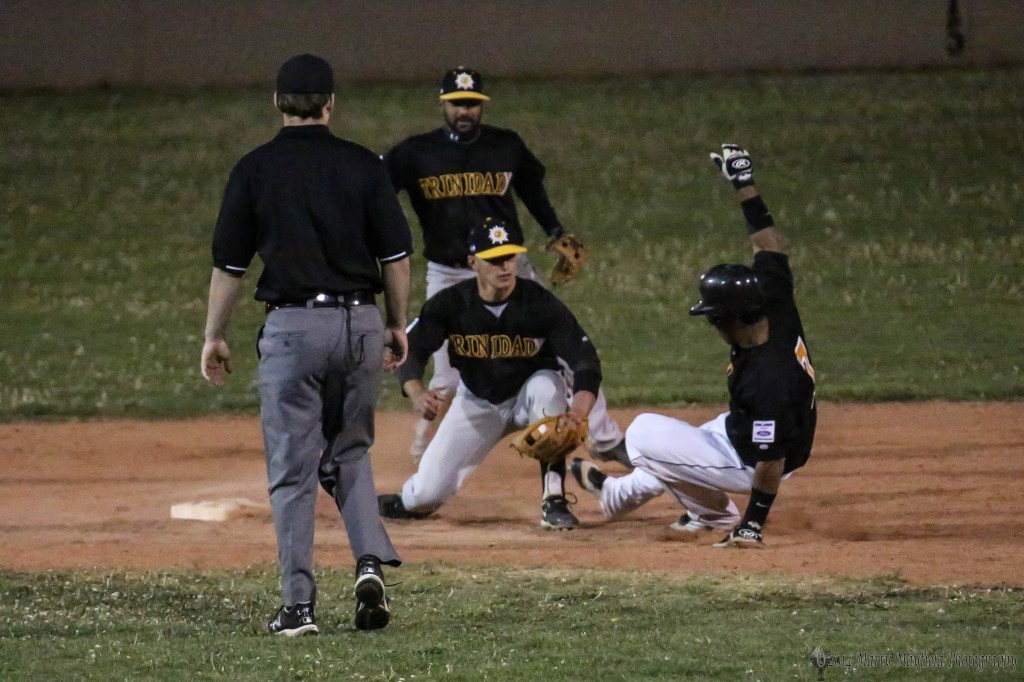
170;497;265;522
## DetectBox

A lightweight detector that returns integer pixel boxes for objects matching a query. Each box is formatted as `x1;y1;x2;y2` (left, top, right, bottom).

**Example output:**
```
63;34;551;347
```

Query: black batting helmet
689;263;765;320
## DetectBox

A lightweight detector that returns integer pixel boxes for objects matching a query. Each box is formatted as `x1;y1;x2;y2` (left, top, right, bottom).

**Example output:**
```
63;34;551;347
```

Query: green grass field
2;566;1021;681
1;70;1022;681
1;68;1022;418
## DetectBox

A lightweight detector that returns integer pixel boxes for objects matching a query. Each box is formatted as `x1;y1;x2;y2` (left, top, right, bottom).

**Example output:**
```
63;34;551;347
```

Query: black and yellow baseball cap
439;67;491;101
468;218;526;260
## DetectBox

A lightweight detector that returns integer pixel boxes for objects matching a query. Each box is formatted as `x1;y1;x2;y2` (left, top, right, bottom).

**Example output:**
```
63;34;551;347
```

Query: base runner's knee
624;413;663;452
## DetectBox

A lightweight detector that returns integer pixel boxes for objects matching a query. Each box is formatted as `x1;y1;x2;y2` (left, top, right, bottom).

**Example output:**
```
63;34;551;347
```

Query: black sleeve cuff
213;264;246;278
571;369;602;397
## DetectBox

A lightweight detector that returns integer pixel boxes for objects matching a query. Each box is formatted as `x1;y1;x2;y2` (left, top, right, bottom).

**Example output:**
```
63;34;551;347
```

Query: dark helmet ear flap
689;263;765;319
737;308;766;325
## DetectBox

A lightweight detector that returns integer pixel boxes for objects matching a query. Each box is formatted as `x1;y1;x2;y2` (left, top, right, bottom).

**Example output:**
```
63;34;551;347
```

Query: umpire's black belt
266;291;375;313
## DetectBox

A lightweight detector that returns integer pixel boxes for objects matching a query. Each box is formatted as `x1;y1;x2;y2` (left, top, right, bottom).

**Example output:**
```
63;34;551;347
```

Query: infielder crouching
382;67;627;467
572;144;817;547
378;219;602;530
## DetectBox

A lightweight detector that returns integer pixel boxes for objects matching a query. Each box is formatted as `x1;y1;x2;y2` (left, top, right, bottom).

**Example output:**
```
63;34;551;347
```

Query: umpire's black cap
439;67;490;101
276;54;334;94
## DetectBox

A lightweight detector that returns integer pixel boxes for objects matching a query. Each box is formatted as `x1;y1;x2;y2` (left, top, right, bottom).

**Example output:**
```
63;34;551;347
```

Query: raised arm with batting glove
711;144;793;548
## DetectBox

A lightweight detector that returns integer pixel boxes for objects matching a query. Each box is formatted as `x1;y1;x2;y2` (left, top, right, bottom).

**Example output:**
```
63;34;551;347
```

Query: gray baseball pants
258;304;400;607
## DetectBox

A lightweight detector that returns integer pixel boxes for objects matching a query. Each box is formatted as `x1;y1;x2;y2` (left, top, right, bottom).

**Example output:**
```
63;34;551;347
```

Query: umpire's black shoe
570;457;607;495
540;494;579;530
267;601;319;636
378;493;431;520
354;554;390;631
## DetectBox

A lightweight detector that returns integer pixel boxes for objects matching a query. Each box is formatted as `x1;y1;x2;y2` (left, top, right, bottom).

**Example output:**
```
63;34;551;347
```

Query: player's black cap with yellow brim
474;243;527;260
468;218;526;260
439;67;491;101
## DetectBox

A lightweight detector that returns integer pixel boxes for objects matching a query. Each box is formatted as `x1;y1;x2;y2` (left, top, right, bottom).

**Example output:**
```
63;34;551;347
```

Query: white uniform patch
752;420;776;443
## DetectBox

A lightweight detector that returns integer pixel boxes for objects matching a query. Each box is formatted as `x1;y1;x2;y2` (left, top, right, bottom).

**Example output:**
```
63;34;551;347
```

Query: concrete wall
2;1;1021;90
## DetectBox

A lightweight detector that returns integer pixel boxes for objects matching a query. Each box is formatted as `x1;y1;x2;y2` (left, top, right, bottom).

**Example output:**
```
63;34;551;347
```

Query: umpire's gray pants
258;304;400;607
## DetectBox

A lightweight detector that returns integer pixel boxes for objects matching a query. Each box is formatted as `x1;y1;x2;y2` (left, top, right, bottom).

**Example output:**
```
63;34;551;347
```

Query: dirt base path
2;402;1021;586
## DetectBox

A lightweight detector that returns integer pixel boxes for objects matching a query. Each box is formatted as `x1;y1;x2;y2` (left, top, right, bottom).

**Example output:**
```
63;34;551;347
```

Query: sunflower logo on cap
469;218;526;259
488;224;510;245
455;72;475;90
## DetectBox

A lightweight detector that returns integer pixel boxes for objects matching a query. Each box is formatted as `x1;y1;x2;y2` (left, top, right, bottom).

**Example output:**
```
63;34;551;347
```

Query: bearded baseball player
382;67;627;467
377;218;601;530
572;144;817;547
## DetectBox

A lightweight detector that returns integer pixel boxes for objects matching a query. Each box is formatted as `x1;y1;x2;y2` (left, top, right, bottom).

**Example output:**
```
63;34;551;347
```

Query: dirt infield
2;402;1021;587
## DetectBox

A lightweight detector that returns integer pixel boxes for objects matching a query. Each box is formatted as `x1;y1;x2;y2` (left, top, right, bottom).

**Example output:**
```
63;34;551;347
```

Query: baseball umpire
381;67;627;466
377;218;601;530
201;54;411;634
572;144;817;547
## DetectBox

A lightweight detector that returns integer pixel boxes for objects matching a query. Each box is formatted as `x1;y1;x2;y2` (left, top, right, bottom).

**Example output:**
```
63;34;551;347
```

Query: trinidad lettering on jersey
449;333;541;359
418;171;513;199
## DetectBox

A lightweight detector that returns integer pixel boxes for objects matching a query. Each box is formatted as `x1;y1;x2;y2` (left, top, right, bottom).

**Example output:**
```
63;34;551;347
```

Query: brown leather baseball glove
510;415;588;465
546;232;588;284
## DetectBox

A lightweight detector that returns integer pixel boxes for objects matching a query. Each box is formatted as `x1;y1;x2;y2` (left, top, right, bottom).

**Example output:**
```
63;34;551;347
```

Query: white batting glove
710;144;755;189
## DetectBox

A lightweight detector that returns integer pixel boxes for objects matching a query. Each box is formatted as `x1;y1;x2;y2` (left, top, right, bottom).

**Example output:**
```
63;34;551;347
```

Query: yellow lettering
512;336;527;357
466;335;488;358
449;334;544;360
416;172;513;200
450;335;466;356
461;172;481;196
491;335;510;358
441;174;463;197
417;177;440;199
511;336;539;358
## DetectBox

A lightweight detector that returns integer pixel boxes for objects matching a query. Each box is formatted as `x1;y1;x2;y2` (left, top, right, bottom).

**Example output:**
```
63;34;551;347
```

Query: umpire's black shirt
213;125;412;302
725;250;817;474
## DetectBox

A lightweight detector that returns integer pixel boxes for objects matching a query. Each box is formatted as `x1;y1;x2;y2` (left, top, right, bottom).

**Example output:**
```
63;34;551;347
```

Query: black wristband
741;196;775;234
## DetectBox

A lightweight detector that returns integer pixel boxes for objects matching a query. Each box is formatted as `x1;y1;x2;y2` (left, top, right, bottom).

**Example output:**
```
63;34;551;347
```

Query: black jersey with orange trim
382;125;561;266
398;278;601;404
725;251;817;473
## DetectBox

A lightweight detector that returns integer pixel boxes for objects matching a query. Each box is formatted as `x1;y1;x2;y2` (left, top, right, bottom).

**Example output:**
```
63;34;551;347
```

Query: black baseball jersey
212;125;413;302
725;250;817;473
398;278;601;404
382;125;561;266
